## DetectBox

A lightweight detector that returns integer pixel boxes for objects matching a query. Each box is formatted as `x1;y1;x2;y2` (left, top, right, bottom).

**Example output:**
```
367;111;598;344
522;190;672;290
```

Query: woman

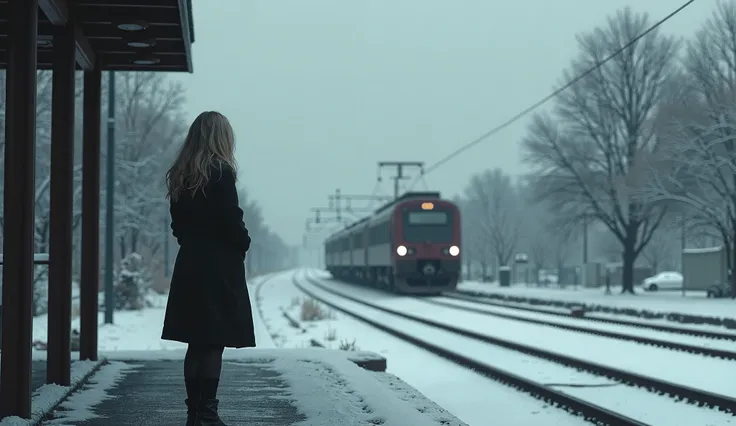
162;111;254;426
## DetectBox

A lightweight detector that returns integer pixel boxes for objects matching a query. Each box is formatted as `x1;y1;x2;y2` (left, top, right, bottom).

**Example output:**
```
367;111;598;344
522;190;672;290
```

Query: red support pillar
46;10;76;386
80;59;102;361
0;0;38;418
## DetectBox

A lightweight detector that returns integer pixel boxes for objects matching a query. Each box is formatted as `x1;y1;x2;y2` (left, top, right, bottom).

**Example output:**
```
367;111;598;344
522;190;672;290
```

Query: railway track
297;272;736;425
293;274;646;426
415;296;736;360
444;291;736;341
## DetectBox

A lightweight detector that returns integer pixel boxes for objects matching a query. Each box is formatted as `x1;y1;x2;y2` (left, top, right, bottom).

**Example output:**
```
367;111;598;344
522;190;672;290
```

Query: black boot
185;379;200;426
196;379;226;425
197;399;227;426
185;398;199;426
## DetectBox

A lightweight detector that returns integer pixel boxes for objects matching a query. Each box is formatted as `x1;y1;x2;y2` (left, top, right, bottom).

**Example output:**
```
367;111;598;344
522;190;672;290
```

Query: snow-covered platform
49;349;467;426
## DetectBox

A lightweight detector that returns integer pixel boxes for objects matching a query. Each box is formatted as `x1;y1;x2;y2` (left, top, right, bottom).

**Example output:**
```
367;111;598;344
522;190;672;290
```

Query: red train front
324;192;462;295
390;196;461;293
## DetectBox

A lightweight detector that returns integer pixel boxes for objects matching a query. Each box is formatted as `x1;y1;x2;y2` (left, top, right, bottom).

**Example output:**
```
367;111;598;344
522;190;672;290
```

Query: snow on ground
432;296;736;350
31;273;276;353
309;272;736;351
258;269;592;426
33;291;186;352
0;360;101;426
43;362;137;425
16;275;275;424
458;280;736;319
232;351;464;426
305;274;736;397
450;292;736;335
299;270;736;426
46;348;465;426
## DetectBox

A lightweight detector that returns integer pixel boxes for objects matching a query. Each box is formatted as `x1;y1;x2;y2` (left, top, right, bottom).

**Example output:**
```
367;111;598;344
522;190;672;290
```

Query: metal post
335;189;341;221
394;164;402;200
80;59;102;361
581;218;588;290
377;161;423;200
681;212;686;297
104;71;115;324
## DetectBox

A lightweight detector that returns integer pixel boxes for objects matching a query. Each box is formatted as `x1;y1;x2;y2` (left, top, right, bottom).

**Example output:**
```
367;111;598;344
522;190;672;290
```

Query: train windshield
402;210;453;243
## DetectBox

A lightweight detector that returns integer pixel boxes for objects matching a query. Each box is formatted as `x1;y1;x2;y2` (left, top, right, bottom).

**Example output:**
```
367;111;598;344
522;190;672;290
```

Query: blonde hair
166;111;238;201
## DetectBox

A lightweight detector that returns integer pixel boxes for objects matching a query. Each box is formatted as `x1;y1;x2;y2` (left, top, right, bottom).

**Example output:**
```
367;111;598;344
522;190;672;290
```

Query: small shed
682;246;728;291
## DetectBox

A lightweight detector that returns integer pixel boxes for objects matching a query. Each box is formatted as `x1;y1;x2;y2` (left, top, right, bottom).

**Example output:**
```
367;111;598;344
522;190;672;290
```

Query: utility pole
681;212;686;297
329;188;342;221
104;71;115;324
326;189;392;218
306;189;393;239
377;161;424;199
581;217;588;291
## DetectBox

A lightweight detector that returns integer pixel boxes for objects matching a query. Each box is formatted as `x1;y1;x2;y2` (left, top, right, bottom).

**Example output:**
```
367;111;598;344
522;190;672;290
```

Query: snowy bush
115;252;151;311
300;298;328;321
339;339;357;351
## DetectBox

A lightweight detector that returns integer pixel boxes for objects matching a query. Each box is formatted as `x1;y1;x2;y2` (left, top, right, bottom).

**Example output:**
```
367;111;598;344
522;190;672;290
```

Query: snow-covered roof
683;246;723;254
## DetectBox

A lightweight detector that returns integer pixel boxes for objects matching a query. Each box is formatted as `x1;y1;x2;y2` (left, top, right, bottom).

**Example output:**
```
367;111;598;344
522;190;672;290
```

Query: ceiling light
131;54;160;65
117;20;149;32
126;38;156;48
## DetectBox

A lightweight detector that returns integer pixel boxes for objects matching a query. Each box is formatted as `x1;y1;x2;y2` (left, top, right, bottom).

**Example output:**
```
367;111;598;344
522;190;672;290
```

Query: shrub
339;339;357;351
325;326;337;341
300;298;328;321
114;252;150;311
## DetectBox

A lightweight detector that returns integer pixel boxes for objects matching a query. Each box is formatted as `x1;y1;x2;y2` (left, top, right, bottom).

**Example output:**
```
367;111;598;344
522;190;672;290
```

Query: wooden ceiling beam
39;0;97;71
38;0;69;25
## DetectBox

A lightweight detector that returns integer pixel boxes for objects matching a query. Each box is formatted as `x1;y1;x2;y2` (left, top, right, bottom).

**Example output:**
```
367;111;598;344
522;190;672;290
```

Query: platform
42;349;467;426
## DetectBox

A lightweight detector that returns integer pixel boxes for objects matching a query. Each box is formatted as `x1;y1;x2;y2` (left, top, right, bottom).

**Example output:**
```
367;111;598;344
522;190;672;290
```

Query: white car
641;271;683;291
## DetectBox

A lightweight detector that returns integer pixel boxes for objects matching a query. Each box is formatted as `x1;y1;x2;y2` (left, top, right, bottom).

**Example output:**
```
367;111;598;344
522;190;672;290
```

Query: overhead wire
407;0;696;191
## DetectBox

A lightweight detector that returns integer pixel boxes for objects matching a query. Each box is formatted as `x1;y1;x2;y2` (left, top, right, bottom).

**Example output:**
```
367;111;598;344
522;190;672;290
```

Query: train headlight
396;245;408;256
449;245;460;256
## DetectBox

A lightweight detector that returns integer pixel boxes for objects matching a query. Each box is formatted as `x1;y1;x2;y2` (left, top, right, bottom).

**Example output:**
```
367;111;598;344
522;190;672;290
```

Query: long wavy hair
166;111;238;201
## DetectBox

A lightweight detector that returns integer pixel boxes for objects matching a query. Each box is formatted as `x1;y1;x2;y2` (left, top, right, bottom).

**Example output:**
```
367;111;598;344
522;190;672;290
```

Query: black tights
184;344;225;379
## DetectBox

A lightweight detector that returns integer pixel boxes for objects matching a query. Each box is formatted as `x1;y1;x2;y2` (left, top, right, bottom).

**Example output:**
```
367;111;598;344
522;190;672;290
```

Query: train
324;192;462;295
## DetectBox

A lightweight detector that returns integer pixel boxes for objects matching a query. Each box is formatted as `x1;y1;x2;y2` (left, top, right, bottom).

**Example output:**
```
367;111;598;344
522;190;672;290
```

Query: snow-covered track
444;291;736;341
300;274;736;416
419;297;736;360
253;272;286;335
292;274;648;426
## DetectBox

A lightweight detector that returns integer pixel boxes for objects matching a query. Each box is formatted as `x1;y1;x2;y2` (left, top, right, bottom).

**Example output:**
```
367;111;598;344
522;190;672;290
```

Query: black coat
161;165;255;348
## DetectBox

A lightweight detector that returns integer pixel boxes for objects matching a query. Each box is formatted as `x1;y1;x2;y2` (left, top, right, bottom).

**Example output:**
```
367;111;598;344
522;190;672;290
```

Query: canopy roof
0;0;196;71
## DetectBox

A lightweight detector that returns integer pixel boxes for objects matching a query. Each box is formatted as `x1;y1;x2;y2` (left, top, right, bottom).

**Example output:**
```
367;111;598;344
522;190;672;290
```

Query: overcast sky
171;0;716;246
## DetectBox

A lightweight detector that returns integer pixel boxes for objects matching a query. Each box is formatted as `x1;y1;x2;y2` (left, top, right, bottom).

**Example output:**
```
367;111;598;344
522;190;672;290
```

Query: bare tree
523;8;679;293
463;168;522;273
643;1;736;279
640;226;678;272
453;196;493;279
453;197;475;278
526;210;575;285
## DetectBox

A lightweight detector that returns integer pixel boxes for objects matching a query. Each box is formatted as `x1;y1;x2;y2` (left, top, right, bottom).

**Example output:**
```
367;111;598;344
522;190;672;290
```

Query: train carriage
324;192;461;295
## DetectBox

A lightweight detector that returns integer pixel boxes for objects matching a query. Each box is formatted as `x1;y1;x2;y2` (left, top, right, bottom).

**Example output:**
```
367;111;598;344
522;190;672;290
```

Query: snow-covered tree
238;186;292;275
462;168;523;274
115;252;149;310
112;72;187;261
642;1;736;275
523;8;679;293
453;195;491;279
